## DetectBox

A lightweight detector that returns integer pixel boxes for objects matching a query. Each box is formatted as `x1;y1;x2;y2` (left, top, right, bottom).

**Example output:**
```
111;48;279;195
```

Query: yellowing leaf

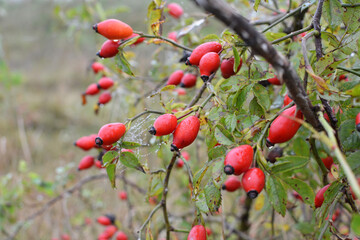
254;192;265;210
306;68;329;93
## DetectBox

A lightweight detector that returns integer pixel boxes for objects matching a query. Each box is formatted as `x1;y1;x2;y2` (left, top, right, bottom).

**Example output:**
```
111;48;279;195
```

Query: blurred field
0;0;227;239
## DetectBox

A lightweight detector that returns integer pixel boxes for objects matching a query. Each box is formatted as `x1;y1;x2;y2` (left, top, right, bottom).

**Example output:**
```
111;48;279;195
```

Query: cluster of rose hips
96;214;128;240
83;63;115;114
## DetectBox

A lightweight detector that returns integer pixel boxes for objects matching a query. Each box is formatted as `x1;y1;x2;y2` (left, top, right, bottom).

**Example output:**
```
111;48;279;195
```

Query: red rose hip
167;3;183;19
78;155;95;170
180;73;197;88
267;105;303;146
171;115;200;151
242;168;265;199
222;176;242;192
167;70;184;85
97;40;120;58
199;52;220;81
187;42;222;66
224;145;253;176
220;57;242;79
93;19;133;40
98;77;114;90
267;75;282;85
95;123;126;146
356;112;360;132
188;225;207;240
98;91;112;105
149;114;178;136
91;62;105;74
116;231;128;240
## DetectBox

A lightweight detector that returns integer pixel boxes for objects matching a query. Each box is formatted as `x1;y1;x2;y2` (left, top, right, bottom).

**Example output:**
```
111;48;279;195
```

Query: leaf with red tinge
306;68;329;94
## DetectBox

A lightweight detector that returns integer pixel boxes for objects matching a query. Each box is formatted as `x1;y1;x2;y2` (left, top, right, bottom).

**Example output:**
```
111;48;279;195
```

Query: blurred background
0;0;227;239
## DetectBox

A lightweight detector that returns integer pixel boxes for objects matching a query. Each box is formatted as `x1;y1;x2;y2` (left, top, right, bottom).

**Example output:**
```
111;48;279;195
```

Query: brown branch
192;0;321;131
162;152;179;240
312;0;325;59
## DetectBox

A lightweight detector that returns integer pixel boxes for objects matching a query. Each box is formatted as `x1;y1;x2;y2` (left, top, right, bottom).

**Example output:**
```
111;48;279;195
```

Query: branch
162;152;179;240
137;203;162;240
337;66;360;77
192;0;322;131
271;25;313;45
309;137;328;185
133;31;193;52
312;0;325;60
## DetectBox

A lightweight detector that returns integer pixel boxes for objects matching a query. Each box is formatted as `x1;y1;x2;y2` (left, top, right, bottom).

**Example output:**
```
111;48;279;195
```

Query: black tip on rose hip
170;144;178;152
185;59;191;65
258;80;270;87
221;184;226;190
201;75;209;82
96;83;101;89
77;168;80;171
180;83;185;88
95;137;103;146
148;126;156;135
73;141;77;146
266;138;274;148
96;51;101;58
357;123;360;132
224;165;234;175
105;214;116;224
247;190;258;199
92;24;98;32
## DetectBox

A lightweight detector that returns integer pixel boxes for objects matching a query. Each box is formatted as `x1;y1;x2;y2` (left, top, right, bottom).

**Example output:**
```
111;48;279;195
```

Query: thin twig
318;190;344;240
337;66;360;77
137;203;162;240
309;137;328;185
271;25;313;45
134;31;193;52
162;152;179;240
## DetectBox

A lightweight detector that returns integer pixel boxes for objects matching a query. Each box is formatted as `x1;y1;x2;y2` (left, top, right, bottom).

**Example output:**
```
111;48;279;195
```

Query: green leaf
232;46;241;73
106;164;116;188
212;160;225;189
323;0;342;32
215;125;234;145
266;175;287;216
119;151;145;173
345;83;360;97
265;32;287;42
115;52;134;76
294;222;315;235
314;53;346;77
253;0;260;11
342;7;360;33
271;156;309;174
249;97;264;116
195;191;210;213
351;214;360;235
102;151;118;166
282;178;315;206
204;180;222;213
208;145;226;161
149;172;164;196
347;151;360;174
339;120;360;151
253;83;270;110
234;84;253;109
121;141;141;149
224;113;237;132
292;138;310;157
